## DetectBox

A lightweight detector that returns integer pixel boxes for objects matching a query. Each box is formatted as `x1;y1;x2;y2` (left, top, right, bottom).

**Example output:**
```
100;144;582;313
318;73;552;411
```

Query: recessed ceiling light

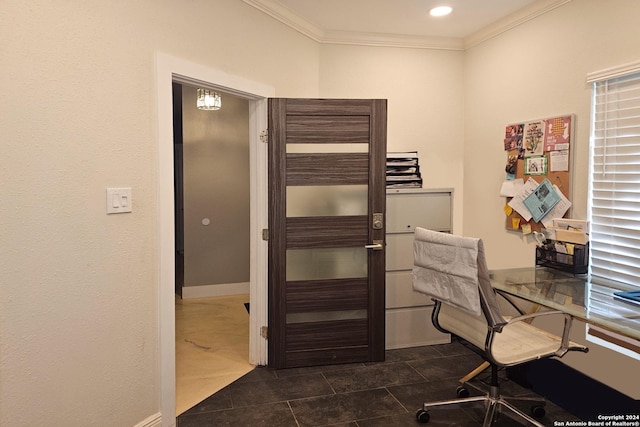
429;6;452;17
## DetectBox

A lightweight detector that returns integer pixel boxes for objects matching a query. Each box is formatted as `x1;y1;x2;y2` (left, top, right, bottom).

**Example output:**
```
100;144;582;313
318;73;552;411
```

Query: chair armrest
493;310;588;356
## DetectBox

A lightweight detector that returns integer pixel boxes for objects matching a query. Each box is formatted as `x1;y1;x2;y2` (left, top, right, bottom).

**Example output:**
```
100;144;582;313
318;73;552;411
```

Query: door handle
364;240;383;251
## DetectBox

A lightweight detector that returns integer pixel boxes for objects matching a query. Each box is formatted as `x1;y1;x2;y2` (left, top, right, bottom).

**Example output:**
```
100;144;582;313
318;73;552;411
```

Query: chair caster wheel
531;405;546;418
456;385;470;398
416;409;430;423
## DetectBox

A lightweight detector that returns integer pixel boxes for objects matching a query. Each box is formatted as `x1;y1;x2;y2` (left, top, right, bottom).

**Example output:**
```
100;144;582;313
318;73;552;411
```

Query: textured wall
4;1;640;425
0;0;318;425
320;45;465;234
463;0;640;398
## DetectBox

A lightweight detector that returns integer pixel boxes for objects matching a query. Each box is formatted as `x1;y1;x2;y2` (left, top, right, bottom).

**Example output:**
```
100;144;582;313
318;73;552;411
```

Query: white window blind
590;70;640;287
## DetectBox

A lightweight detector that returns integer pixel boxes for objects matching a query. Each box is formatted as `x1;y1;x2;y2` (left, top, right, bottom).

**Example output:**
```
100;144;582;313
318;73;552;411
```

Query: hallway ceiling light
197;88;222;110
429;6;452;17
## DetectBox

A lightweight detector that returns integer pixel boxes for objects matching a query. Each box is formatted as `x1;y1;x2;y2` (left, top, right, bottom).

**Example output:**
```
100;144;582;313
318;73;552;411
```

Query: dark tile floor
177;339;582;426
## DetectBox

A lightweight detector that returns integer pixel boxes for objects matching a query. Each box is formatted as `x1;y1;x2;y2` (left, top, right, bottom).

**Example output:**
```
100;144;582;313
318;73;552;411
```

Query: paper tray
555;229;588;245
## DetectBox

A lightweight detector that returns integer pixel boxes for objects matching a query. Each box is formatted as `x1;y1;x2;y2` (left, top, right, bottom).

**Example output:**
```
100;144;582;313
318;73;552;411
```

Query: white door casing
155;52;273;425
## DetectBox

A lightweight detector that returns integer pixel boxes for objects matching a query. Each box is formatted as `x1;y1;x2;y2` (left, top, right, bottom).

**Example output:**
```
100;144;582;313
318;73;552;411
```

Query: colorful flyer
504;123;524;151
523;121;545;156
524;156;547;175
544;116;571;151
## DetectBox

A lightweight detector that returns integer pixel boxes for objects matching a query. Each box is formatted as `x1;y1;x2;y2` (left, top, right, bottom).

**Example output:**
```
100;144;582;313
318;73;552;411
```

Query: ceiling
243;0;570;49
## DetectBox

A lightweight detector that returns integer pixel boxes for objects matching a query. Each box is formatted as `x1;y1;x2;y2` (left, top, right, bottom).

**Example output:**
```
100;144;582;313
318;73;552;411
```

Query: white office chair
412;228;588;426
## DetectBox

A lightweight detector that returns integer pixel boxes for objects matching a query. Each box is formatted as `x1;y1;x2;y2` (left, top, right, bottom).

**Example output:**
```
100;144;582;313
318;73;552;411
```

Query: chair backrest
412;227;506;329
472;238;507;328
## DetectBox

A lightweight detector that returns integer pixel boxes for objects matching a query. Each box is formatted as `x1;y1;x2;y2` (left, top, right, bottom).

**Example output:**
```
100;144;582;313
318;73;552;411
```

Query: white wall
1;1;319;425
463;0;640;398
320;45;465;233
4;0;640;424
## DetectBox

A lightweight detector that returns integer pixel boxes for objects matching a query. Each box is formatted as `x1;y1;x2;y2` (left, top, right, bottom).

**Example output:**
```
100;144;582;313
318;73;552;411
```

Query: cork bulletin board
502;115;574;233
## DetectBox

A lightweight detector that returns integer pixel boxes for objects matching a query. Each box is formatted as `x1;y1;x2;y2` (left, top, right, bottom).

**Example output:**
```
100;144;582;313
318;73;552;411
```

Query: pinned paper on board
504;124;524;151
524;121;545;156
550;150;569;172
503;204;513;216
500;178;524;197
511;217;521;230
544;116;571;151
524;156;547;175
523;178;561;222
507;177;540;221
541;186;571;228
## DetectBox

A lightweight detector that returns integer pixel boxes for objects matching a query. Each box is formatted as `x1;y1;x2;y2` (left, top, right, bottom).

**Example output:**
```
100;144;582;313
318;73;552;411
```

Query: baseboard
133;412;162;427
182;282;249;299
385;336;451;350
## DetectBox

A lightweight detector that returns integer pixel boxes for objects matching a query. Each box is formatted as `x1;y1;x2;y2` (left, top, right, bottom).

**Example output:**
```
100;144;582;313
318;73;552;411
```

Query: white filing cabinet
385;188;453;349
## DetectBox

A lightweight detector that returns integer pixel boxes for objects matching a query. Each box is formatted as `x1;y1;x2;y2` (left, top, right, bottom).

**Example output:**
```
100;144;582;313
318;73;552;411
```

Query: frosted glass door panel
287;143;369;153
286;310;367;324
287;185;367;217
287;247;367;281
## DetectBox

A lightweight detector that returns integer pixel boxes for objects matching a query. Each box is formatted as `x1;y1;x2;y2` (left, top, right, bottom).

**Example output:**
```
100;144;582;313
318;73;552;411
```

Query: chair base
417;367;547;427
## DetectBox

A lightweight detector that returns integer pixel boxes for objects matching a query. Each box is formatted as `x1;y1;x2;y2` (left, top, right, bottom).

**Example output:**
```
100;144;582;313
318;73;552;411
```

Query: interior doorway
172;83;254;414
156;52;274;424
173;83;250;298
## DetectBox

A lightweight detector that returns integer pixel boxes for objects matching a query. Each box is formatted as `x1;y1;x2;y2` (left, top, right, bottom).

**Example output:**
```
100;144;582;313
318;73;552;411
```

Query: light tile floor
175;294;254;415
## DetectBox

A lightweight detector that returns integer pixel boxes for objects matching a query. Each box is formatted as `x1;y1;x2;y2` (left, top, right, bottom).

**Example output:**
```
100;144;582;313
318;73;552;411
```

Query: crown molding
464;0;572;49
244;0;572;51
243;0;324;42
321;30;464;51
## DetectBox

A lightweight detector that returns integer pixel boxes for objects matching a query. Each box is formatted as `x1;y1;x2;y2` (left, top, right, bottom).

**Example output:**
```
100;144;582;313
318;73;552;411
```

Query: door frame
155;52;274;424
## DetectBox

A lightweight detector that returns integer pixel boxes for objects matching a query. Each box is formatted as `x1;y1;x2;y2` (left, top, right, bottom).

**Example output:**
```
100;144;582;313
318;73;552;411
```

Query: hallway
175;294;254;415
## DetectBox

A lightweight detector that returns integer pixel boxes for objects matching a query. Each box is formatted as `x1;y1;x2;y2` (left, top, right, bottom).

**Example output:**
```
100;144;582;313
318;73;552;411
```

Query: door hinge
260;129;268;143
261;326;268;339
262;229;269;240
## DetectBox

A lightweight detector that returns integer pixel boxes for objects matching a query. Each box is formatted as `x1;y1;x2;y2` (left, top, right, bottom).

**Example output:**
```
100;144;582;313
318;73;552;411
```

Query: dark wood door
268;98;387;368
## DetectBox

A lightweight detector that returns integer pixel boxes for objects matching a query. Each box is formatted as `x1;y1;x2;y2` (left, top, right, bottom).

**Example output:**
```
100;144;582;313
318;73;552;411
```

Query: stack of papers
505;177;571;225
386;152;423;188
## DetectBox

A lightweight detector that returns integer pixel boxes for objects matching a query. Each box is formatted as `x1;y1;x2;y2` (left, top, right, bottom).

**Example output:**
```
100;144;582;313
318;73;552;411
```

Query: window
587;62;640;359
588;64;640;288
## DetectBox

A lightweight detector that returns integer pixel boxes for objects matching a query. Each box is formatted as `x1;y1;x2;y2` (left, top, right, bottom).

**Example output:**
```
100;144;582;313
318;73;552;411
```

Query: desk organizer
535;241;589;275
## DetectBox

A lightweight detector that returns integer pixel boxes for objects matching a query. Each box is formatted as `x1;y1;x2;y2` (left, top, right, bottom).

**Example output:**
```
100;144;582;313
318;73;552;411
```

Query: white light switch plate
106;188;132;214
